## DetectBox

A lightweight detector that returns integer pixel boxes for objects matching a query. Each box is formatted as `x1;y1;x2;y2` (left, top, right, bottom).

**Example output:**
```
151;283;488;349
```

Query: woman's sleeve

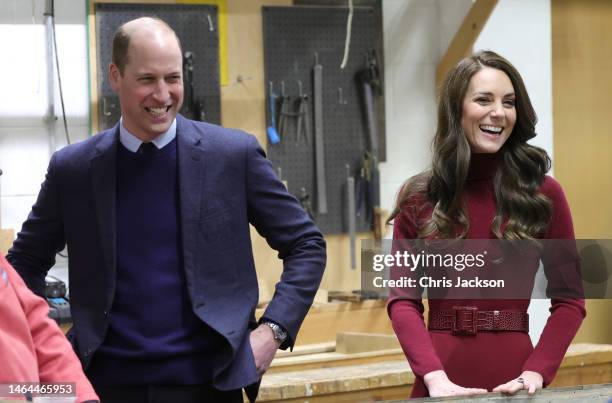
522;177;586;385
388;205;444;377
2;256;99;403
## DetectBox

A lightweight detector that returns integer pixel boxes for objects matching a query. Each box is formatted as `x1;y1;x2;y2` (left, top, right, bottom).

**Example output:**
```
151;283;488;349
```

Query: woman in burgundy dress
387;51;585;398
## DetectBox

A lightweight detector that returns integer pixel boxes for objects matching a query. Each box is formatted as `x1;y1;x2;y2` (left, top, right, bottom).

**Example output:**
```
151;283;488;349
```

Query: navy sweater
87;139;223;385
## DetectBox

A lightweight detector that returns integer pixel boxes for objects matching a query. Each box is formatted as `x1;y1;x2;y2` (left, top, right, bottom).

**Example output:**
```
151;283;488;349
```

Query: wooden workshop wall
552;0;612;344
89;0;366;300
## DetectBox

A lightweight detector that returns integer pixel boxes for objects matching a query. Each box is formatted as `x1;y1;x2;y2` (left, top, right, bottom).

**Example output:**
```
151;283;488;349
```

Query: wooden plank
435;0;498;85
336;331;399;354
275;341;335;359
271;386;409;403
562;343;612;367
553;362;611;388
551;343;612;387
258;360;414;401
269;348;404;374
257;344;611;402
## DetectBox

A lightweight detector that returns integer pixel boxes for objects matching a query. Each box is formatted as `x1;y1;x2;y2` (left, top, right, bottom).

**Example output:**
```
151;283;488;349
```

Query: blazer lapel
90;127;118;304
177;116;206;276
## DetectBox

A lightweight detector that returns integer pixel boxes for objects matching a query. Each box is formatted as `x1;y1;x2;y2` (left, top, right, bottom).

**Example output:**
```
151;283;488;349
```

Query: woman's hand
492;370;543;395
424;370;488;397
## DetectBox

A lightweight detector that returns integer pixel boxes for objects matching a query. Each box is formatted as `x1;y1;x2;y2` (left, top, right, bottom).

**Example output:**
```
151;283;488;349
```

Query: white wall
381;0;553;345
380;0;472;219
473;0;554;343
0;0;90;282
474;0;554;163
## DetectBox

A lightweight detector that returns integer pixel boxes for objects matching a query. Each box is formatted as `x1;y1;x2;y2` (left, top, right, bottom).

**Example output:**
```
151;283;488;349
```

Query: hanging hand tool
356;50;383;240
182;52;206;121
277;166;288;189
278;81;288;138
298;187;315;220
346;165;356;270
313;53;328;214
355;166;367;219
295;81;311;144
267;81;281;144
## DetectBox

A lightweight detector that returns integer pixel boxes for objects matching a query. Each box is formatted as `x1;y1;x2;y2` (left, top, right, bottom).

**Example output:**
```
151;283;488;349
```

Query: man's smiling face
109;23;183;141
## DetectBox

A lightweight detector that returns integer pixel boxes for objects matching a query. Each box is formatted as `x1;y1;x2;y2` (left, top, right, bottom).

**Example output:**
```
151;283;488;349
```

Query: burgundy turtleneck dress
388;153;585;397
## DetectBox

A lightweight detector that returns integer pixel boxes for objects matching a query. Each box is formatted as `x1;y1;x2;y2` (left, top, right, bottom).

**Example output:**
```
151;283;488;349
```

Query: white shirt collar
119;118;177;153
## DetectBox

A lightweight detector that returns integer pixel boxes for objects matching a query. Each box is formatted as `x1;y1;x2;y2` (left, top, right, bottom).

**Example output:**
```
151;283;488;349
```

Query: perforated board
95;3;221;130
262;6;383;234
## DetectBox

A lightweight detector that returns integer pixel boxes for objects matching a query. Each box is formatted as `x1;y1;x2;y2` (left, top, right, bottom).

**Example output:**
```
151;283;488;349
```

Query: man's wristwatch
261;321;288;343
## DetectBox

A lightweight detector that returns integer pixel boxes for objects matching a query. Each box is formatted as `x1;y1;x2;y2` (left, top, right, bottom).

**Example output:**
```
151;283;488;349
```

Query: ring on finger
516;377;525;386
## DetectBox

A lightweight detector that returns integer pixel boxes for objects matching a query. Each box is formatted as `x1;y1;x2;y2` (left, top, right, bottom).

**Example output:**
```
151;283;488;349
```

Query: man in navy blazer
7;17;326;403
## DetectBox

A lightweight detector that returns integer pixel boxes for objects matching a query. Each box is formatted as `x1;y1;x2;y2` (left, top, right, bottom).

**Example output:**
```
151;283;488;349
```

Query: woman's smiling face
461;67;517;153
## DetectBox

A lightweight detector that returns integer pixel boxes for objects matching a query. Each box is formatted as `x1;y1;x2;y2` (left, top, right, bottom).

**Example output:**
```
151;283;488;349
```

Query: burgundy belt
428;306;529;336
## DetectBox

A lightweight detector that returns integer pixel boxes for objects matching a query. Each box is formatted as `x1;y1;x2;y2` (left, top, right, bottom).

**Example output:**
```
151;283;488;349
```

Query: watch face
266;322;287;341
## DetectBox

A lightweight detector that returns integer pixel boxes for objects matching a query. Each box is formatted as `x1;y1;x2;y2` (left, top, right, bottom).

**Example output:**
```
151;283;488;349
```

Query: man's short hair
111;16;182;75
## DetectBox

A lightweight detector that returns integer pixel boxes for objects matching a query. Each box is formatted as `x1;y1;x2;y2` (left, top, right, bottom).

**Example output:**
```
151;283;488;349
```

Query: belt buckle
452;306;478;336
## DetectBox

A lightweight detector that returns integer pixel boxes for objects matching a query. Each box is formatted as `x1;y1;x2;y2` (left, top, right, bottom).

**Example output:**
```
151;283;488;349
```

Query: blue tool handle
267;126;280;144
267;93;280;144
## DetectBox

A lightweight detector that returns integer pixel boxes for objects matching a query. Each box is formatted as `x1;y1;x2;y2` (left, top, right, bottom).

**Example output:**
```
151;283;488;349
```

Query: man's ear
109;63;120;91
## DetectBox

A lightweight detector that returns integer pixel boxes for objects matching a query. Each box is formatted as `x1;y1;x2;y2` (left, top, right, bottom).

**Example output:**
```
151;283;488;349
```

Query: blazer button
103;310;108;317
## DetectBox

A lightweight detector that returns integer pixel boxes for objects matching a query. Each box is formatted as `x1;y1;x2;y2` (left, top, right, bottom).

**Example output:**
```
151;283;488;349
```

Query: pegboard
95;3;221;130
262;6;384;235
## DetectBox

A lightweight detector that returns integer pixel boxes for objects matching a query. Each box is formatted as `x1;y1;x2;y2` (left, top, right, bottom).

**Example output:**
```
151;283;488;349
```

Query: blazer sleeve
522;177;586;385
244;136;326;349
1;256;98;403
6;153;66;297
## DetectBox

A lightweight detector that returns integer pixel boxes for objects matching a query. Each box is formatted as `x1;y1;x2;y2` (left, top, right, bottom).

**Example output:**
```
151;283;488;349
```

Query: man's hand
250;324;281;377
424;370;488;397
492;370;543;395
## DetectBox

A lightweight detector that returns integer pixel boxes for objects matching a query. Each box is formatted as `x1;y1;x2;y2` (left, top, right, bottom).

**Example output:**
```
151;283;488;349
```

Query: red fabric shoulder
540;176;575;239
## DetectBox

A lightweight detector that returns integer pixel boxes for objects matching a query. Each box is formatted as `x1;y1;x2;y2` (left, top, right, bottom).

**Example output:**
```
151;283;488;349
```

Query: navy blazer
7;115;326;394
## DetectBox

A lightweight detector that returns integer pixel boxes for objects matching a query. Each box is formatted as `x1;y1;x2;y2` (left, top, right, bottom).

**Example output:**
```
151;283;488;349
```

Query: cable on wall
340;0;353;69
45;0;71;145
52;13;70;145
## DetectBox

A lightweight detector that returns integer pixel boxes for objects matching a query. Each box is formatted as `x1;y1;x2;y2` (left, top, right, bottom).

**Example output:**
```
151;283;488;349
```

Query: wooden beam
269;348;404;374
436;0;498;85
275;342;335;359
259;360;414;401
336;331;399;354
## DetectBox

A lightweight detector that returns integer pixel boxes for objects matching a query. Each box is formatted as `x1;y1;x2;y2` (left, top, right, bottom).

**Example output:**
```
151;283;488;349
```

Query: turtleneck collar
467;152;499;181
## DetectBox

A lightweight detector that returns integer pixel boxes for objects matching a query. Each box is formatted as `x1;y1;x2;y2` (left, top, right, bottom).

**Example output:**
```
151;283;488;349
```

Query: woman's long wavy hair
389;50;552;240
